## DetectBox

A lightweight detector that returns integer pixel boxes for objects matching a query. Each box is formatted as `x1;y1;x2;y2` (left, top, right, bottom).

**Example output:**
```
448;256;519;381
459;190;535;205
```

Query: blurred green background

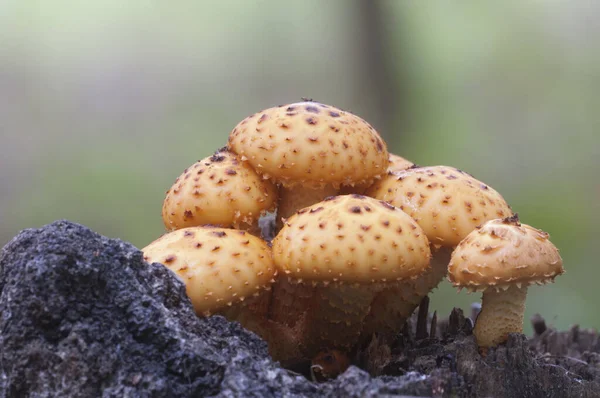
1;1;598;333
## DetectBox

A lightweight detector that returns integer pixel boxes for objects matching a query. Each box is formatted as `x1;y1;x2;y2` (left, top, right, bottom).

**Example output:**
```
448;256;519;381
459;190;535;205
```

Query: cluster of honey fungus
143;101;564;378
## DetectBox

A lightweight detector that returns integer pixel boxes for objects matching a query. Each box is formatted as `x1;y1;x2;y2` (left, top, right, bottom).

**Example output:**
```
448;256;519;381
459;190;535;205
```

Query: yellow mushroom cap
447;216;564;290
387;153;414;173
366;165;512;247
339;153;414;195
227;101;389;189
162;149;278;231
142;226;276;316
272;194;432;284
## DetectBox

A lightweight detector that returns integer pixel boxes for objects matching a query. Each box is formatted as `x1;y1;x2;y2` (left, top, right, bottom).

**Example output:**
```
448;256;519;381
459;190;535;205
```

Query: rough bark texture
0;220;598;397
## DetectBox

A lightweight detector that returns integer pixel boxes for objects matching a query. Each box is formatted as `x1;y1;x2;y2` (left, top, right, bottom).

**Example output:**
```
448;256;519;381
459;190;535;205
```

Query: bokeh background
1;1;598;333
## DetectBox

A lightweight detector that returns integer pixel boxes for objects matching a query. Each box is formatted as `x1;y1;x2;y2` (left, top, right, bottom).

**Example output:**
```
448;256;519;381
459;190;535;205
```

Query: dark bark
1;220;598;397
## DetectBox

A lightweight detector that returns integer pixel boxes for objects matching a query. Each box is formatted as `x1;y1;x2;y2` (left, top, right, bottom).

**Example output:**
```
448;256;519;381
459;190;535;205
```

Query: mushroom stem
239;221;264;238
276;185;338;229
223;304;306;366
268;277;315;327
360;247;451;340
411;246;452;299
474;284;527;349
302;283;378;356
219;288;272;321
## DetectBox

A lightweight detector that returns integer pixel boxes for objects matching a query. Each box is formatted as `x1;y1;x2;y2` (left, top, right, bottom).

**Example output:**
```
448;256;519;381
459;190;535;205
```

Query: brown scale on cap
227;102;389;190
142;226;277;317
162;149;278;234
271;194;431;357
448;216;564;350
361;165;513;340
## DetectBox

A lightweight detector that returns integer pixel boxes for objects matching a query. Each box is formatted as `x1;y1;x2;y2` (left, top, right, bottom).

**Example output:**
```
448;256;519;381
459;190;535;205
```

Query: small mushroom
362;165;512;337
447;215;564;350
142;226;277;317
161;148;278;235
271;194;432;357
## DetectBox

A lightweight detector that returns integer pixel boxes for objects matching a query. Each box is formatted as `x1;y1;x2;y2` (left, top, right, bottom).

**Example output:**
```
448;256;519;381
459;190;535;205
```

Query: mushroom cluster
141;100;564;375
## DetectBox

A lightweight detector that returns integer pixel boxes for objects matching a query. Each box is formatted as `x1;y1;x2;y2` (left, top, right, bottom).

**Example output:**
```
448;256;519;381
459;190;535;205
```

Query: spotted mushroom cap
142;226;276;316
162;149;278;231
227;101;389;189
387;153;414;173
272;194;432;284
365;165;512;247
340;153;414;195
447;216;564;292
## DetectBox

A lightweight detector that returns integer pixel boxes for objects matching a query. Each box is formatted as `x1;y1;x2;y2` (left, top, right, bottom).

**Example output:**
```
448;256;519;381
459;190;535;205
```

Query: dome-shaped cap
162;149;278;231
387;153;414;173
143;226;276;315
340;153;414;195
272;194;431;284
227;102;389;189
366;166;512;247
448;215;564;290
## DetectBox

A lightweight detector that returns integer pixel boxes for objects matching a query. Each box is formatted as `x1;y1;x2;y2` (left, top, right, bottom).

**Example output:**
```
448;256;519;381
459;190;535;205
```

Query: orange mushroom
448;215;564;350
142;226;277;317
272;195;431;357
227;101;389;225
363;166;512;337
162;148;278;235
